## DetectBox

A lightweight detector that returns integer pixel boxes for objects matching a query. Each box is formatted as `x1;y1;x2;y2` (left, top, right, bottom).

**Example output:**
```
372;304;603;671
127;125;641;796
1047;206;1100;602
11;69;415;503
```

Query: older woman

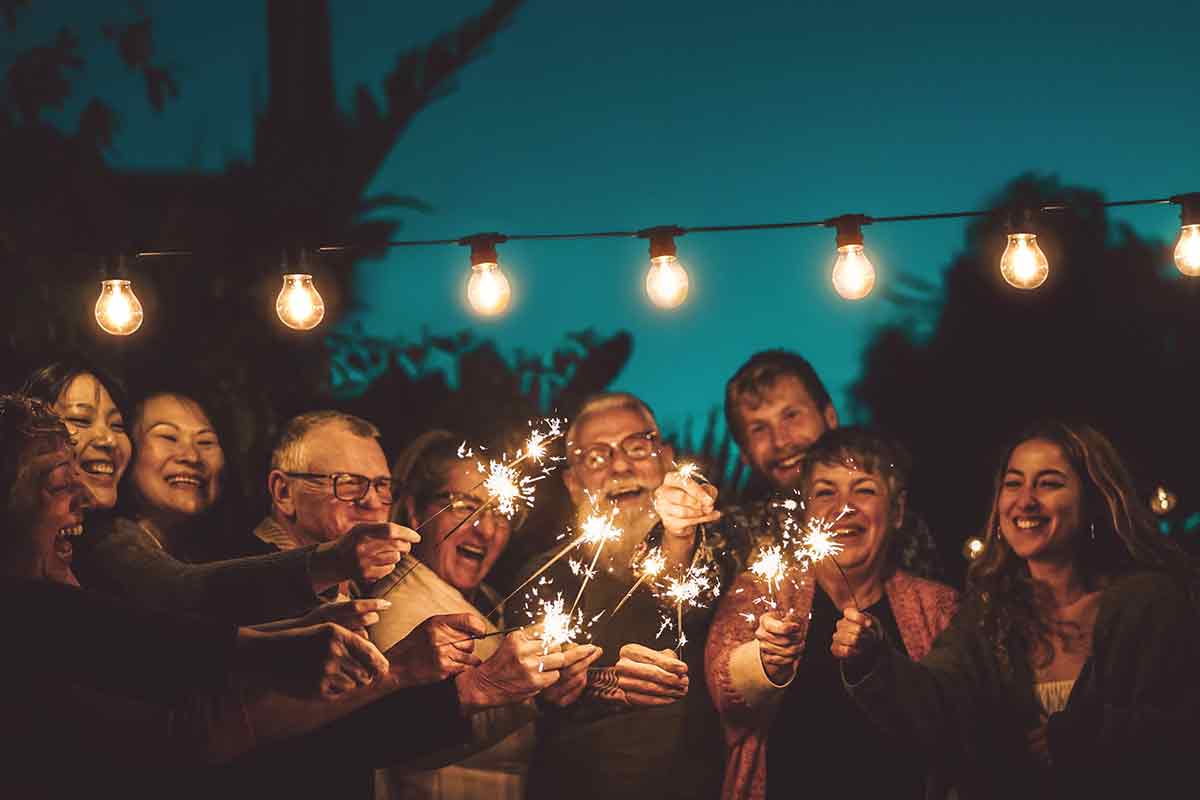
369;430;602;800
0;393;396;797
705;426;960;800
20;359;132;512
835;421;1200;799
69;387;374;624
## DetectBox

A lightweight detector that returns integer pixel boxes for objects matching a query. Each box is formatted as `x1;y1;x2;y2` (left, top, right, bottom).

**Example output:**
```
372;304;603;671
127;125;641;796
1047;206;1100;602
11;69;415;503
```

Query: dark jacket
845;570;1200;799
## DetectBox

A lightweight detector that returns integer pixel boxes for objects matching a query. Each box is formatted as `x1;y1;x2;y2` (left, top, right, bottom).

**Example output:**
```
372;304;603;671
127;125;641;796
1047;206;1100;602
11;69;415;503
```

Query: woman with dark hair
20;358;132;511
835;420;1200;799
368;429;600;800
705;426;960;800
0;393;397;797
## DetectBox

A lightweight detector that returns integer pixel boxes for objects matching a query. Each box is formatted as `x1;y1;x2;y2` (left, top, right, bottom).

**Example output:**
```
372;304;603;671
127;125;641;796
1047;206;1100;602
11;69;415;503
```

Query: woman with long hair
835;420;1200;799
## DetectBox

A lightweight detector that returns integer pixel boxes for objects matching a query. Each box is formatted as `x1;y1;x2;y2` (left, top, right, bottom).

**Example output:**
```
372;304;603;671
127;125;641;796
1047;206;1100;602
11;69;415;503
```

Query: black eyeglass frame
284;471;395;504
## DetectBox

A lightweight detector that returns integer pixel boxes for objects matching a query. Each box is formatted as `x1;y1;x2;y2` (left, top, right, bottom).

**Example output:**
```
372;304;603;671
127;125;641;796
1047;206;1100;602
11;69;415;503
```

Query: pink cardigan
704;568;960;800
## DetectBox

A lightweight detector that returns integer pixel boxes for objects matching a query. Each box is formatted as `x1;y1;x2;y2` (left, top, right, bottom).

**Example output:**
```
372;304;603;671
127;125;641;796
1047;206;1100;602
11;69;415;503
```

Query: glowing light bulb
1173;224;1200;277
831;244;876;300
962;537;984;561
276;273;325;330
1000;233;1049;289
645;254;689;308
94;279;144;336
1150;485;1177;515
467;262;512;316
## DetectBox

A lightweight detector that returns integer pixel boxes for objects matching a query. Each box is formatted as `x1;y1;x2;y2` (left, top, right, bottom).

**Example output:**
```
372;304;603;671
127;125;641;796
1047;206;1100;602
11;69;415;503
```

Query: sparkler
749;544;787;609
417;417;565;533
659;562;718;650
489;503;623;616
790;504;860;610
569;508;624;616
610;547;667;619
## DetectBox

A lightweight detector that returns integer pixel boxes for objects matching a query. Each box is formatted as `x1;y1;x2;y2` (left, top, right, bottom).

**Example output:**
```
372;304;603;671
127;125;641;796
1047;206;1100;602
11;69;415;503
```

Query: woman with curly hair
835;420;1200;799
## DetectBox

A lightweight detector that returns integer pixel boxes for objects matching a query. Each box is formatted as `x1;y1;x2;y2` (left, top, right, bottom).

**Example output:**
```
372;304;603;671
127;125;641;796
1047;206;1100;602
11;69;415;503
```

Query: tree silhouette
853;174;1200;582
0;0;523;503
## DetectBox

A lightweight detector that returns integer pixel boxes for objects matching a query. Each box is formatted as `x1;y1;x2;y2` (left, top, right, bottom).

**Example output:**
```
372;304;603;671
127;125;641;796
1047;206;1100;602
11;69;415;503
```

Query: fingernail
378;600;392;608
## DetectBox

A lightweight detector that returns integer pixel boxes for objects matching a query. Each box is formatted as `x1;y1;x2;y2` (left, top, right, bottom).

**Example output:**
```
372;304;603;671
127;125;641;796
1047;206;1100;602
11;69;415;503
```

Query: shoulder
1100;570;1196;623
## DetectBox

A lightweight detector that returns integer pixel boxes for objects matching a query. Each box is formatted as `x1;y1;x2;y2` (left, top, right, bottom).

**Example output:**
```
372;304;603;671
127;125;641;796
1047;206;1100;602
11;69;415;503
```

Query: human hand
237;622;390;700
339;522;420;582
456;628;583;711
653;470;721;539
587;643;689;707
540;643;604;707
385;612;485;688
300;598;392;638
755;610;807;685
831;607;882;667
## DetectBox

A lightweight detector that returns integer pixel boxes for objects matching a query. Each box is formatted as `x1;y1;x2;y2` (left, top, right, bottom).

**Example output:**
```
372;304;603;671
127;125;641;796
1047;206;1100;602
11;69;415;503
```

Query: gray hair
270;410;381;472
566;392;659;451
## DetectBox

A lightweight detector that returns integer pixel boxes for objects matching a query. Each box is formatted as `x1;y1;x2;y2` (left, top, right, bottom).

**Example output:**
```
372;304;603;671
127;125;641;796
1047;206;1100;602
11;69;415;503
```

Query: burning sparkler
418;417;565;535
569;507;624;616
659;562;719;650
749;544;787;609
610;547;667;619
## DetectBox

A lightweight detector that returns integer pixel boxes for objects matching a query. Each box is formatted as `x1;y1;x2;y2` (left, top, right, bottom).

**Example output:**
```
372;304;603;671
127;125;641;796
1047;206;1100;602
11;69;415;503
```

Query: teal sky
20;1;1200;435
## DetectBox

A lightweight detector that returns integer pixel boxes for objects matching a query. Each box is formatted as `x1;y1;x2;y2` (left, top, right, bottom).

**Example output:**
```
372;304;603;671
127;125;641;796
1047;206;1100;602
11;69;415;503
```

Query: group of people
2;349;1196;800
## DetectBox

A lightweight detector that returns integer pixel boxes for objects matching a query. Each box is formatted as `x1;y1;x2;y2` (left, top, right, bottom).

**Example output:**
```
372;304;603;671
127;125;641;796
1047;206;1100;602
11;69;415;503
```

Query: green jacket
845;570;1200;800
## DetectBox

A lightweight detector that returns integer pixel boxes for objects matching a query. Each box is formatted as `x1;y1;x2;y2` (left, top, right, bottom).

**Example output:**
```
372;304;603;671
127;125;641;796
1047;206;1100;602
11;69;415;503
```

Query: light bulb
1150;485;1177;515
962;537;984;561
1000;233;1049;289
1173;224;1200;276
94;279;144;336
467;262;512;316
276;273;325;330
831;244;876;300
645;254;689;308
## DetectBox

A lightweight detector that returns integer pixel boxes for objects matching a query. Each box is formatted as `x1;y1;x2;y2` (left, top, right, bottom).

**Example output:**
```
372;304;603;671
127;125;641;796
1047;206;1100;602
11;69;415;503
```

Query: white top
1034;679;1075;716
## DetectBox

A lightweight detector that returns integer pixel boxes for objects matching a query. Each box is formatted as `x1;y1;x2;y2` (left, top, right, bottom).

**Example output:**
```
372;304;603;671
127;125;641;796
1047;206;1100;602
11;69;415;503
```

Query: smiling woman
21;359;132;512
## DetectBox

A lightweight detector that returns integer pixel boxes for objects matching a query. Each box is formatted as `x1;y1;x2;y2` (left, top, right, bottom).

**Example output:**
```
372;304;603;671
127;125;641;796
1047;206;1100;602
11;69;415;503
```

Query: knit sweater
705;567;959;800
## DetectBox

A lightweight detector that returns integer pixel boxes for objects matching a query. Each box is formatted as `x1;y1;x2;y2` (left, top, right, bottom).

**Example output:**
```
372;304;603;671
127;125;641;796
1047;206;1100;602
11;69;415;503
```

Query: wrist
307;542;345;593
455;668;492;714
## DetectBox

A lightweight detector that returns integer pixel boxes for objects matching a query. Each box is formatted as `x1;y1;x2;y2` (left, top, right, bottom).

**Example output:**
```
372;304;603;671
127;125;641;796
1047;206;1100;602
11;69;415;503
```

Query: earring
1090;521;1096;542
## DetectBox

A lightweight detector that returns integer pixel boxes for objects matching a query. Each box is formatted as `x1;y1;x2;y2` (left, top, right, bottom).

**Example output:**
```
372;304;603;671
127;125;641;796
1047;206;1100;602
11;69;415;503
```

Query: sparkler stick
610;548;667;619
794;506;859;610
749;544;787;609
490;530;590;615
568;509;624;617
439;625;524;648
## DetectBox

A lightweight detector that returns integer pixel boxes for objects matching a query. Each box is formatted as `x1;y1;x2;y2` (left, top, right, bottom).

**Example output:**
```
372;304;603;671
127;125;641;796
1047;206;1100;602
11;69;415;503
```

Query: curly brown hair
968;420;1198;673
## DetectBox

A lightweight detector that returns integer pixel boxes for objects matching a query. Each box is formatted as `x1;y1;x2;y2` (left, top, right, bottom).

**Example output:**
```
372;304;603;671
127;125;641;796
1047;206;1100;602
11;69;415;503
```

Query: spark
611;547;668;619
749;544;787;608
660;563;719;650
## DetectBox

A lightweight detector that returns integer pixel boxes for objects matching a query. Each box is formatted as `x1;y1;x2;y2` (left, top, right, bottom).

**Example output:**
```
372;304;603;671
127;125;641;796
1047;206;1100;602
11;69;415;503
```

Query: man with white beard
521;392;730;800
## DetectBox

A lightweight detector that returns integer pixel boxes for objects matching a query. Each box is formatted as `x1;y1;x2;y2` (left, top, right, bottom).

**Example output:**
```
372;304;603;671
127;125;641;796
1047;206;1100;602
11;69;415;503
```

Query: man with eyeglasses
259;410;417;601
522;392;727;800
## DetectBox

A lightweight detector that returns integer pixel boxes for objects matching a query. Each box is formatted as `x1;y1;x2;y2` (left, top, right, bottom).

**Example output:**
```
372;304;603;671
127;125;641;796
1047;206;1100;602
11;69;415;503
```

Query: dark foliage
852;174;1200;583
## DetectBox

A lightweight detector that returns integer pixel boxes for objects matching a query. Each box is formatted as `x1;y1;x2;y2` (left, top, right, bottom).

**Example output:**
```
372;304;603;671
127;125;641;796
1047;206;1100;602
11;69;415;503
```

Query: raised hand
339;522;421;582
831;606;882;667
385;612;485;688
755;610;807;685
586;643;689;707
653;469;721;539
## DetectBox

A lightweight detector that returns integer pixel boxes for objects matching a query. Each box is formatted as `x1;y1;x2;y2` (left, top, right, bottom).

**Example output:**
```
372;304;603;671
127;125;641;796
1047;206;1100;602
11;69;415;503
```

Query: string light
1150;485;1177;515
827;214;876;300
74;192;1196;333
461;234;512;316
94;256;144;336
1171;193;1200;277
639;226;689;309
1000;207;1050;290
275;250;325;330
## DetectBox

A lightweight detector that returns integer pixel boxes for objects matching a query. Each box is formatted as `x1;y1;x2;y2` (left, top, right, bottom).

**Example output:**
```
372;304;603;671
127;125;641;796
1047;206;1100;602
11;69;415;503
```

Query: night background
4;0;1199;584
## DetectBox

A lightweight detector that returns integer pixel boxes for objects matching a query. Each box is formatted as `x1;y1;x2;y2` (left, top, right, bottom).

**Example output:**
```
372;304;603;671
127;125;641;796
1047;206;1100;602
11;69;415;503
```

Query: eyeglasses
568;430;659;472
430;491;524;530
285;472;394;505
